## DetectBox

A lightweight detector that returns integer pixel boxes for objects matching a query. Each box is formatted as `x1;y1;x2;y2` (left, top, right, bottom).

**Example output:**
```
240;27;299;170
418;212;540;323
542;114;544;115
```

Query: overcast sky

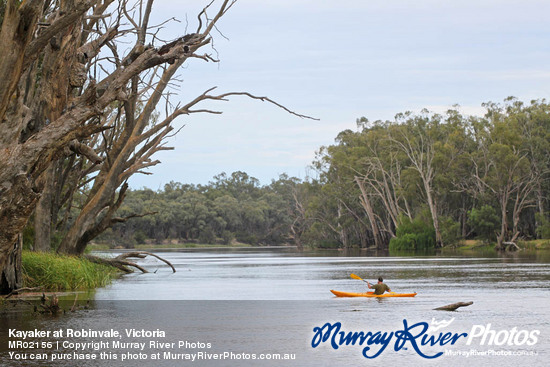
128;0;550;189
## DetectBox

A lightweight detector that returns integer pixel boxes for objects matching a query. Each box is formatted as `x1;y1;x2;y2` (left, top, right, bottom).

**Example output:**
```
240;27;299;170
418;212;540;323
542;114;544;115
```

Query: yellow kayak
330;290;417;298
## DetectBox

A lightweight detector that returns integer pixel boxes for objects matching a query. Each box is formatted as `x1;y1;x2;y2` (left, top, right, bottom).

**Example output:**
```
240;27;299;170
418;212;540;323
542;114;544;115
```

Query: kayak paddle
350;273;369;284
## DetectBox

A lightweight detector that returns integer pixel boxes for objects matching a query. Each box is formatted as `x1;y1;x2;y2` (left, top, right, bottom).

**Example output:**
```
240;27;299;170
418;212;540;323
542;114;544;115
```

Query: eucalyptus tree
471;98;550;248
385;110;470;247
354;120;414;247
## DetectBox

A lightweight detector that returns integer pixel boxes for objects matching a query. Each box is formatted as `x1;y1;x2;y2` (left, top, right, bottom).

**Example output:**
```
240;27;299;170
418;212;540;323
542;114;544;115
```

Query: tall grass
22;251;119;291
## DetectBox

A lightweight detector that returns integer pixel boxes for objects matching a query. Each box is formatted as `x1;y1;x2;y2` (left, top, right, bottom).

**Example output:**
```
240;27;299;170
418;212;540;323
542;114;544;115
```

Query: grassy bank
22;251;119;291
446;240;494;251
519;239;550;250
442;239;550;252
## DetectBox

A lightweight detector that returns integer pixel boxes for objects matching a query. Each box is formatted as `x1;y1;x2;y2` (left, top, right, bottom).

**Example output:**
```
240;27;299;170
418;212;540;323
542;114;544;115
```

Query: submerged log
434;301;473;311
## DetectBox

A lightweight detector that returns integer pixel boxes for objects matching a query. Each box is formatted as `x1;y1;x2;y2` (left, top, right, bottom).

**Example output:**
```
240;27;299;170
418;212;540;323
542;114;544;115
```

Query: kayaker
367;277;391;295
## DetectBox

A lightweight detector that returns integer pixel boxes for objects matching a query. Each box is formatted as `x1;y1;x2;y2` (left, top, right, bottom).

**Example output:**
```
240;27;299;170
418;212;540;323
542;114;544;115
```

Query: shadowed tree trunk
0;235;22;294
34;166;56;252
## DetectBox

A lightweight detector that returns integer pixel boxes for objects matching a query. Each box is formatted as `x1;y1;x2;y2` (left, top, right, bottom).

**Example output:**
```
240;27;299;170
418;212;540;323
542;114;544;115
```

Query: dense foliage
302;98;550;250
389;217;436;251
98;172;301;247
94;98;549;250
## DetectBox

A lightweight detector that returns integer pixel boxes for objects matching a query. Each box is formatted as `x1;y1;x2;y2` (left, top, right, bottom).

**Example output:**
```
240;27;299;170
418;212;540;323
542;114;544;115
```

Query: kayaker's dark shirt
372;283;390;295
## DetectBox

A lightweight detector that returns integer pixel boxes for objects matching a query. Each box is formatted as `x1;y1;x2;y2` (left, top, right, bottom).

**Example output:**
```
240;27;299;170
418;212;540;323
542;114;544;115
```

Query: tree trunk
0;175;40;294
0;235;22;294
424;181;443;247
57;199;103;255
337;203;348;249
536;183;544;239
496;194;508;250
0;0;43;120
359;228;368;249
461;197;468;238
355;177;383;249
289;220;304;251
34;166;55;251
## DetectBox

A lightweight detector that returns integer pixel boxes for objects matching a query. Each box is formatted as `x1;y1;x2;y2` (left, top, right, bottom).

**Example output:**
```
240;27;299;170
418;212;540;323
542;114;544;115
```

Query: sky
128;0;550;189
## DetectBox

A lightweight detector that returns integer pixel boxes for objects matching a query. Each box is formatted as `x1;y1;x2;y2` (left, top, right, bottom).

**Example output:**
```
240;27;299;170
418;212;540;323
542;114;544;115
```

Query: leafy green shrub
468;205;500;241
389;217;436;251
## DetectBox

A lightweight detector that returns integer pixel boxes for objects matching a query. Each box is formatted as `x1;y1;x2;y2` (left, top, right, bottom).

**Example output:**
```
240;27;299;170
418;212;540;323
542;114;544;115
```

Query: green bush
468;205;500;241
198;228;216;244
389;217;436;251
22;251;119;291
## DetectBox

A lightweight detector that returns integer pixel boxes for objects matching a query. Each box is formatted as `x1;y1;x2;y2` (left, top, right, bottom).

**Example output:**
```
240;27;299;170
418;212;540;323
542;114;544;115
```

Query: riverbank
520;239;550;250
443;239;550;251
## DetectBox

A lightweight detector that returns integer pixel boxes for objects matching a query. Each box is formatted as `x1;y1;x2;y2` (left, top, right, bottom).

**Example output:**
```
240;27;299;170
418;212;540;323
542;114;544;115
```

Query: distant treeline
104;97;550;250
99;172;301;247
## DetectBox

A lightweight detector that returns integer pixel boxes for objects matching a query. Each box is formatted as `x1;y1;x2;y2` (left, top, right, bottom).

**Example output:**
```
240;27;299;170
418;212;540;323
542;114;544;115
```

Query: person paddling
367;277;391;295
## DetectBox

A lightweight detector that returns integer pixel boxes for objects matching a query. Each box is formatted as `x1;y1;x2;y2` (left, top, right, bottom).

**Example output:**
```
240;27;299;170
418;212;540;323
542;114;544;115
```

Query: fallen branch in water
434;301;473;311
84;251;176;273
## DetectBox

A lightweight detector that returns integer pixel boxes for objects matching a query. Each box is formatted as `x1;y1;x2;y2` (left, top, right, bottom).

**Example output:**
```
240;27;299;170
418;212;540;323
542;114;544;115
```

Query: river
2;248;549;366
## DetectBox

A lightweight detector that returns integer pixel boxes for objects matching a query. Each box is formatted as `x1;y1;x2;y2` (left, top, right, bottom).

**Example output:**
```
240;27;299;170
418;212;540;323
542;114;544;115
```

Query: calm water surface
2;248;549;366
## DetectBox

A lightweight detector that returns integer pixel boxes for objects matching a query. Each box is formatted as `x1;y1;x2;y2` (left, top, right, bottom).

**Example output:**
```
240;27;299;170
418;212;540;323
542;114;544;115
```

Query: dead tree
0;0;315;293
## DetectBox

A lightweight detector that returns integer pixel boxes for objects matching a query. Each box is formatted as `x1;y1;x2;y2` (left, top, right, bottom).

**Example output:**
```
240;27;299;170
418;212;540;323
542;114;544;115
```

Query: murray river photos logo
311;318;540;359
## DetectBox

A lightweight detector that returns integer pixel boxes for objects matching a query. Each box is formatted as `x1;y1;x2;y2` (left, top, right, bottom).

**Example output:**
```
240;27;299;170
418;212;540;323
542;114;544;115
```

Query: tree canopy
84;98;550;252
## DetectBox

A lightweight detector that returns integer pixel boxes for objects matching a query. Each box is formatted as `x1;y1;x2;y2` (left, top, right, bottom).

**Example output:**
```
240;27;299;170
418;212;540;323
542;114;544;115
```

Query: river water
2;248;549;366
